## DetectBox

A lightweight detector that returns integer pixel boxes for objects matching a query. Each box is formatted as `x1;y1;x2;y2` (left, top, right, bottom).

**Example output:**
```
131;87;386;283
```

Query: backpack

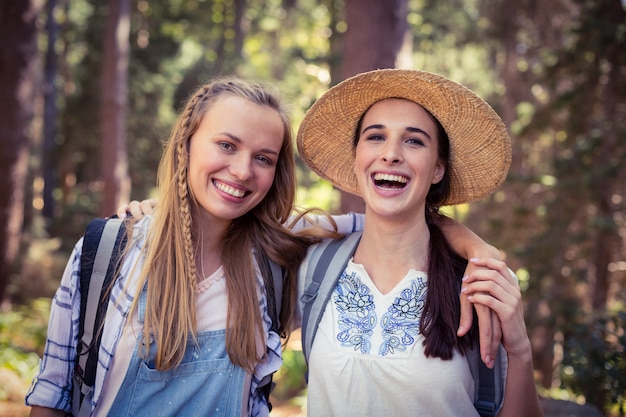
71;217;283;416
299;231;506;417
72;217;127;417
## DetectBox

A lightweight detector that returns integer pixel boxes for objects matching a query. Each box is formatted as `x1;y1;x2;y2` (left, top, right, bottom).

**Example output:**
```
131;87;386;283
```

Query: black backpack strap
72;217;127;417
254;252;284;410
256;252;283;335
300;232;362;363
467;343;506;417
475;359;496;416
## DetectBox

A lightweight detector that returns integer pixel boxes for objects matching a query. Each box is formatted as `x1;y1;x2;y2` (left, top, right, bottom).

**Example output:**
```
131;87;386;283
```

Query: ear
432;161;445;184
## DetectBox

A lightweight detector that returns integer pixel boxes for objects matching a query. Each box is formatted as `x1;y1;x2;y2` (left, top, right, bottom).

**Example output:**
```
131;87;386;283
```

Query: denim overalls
108;287;247;416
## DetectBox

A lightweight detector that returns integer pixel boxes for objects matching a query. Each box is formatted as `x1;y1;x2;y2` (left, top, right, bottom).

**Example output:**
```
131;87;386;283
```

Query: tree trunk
0;0;42;303
338;0;408;214
100;0;131;217
42;0;59;219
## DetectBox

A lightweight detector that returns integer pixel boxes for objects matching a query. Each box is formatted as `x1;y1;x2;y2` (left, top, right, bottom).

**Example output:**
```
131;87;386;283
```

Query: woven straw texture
296;69;512;206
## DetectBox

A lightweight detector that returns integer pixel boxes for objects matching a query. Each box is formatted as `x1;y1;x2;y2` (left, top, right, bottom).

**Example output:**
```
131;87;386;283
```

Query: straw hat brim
296;69;512;206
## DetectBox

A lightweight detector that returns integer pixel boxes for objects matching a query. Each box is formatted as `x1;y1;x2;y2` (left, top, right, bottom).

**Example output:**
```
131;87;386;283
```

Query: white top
307;260;479;417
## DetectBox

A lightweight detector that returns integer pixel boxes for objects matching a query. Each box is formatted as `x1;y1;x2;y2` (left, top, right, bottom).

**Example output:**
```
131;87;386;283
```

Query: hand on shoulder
117;199;157;219
461;258;532;358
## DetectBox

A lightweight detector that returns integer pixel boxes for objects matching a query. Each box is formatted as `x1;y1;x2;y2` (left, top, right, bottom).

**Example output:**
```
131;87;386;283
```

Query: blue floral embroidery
334;271;376;354
379;278;426;355
333;271;428;357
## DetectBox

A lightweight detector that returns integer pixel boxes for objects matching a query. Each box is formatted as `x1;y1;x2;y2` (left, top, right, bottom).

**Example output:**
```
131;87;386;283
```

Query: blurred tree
338;0;409;213
42;0;61;219
0;0;43;302
100;0;131;216
462;0;626;411
519;0;626;411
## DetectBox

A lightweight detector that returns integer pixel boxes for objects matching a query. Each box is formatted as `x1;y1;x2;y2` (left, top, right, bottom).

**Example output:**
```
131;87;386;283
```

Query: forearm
29;406;66;417
498;341;544;417
434;214;501;260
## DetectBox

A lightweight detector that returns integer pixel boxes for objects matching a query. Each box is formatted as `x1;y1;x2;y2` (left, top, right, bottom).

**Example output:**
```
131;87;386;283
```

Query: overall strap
73;217;127;417
300;232;362;363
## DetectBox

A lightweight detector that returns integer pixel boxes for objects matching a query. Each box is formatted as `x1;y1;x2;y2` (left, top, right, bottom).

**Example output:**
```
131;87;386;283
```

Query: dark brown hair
422;110;478;359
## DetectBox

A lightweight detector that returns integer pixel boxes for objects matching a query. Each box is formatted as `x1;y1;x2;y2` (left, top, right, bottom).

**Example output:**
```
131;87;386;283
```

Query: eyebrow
361;124;432;141
220;132;280;156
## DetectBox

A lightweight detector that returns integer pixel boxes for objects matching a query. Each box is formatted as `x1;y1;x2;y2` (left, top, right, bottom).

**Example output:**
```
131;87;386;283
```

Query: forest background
0;0;624;416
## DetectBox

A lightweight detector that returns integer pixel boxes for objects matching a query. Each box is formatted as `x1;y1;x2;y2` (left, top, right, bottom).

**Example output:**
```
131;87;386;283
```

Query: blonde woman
27;77;326;416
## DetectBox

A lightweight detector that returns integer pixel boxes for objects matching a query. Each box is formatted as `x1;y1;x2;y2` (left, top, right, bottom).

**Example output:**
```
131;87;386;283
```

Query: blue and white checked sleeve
25;238;84;412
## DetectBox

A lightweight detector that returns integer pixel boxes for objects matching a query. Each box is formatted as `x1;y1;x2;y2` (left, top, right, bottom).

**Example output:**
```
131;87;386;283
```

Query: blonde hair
131;77;318;372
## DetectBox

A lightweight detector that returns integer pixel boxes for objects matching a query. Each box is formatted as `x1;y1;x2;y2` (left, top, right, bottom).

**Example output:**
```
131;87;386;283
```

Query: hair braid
175;86;212;291
132;77;315;372
176;139;197;290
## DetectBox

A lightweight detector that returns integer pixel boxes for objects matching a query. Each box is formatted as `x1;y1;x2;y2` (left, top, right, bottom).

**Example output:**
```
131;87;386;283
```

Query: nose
229;155;253;181
381;140;402;164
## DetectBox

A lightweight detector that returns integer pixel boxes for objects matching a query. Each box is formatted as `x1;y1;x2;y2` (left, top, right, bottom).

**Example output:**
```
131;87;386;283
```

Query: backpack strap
300;232;362;363
468;273;515;416
466;342;507;416
256;252;283;334
254;252;284;410
72;217;127;417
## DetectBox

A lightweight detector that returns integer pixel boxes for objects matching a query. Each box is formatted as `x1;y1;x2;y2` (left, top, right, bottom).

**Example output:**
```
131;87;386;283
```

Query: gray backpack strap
72;218;124;417
300;232;362;363
467;344;507;417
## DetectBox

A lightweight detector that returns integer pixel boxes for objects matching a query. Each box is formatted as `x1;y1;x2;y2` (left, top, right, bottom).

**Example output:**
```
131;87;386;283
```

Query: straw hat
296;69;512;205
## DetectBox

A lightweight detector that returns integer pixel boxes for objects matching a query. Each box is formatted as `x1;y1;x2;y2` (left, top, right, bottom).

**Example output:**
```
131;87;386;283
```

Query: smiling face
354;98;446;221
188;94;284;229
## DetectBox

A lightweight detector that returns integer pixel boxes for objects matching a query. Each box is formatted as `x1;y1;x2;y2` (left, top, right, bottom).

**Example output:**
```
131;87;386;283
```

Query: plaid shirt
25;220;146;413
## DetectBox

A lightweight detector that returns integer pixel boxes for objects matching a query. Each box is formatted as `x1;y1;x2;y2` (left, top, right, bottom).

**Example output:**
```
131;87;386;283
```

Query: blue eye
256;154;276;166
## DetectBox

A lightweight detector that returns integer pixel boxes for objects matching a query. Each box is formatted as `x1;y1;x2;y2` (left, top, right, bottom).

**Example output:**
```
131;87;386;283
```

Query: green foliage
561;310;626;414
0;299;50;401
271;346;307;403
0;298;50;357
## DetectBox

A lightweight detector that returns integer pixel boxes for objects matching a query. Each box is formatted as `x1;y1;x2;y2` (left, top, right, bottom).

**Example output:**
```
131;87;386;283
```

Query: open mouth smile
372;173;408;190
213;180;248;198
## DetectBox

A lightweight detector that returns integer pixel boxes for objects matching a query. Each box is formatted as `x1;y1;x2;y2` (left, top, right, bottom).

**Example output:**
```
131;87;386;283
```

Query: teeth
373;173;408;183
214;181;246;198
